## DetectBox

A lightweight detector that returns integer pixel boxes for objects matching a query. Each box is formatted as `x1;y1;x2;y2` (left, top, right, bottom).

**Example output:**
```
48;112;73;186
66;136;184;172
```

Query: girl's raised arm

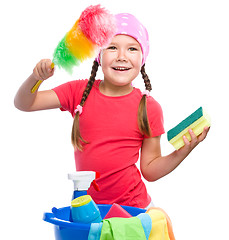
14;59;61;112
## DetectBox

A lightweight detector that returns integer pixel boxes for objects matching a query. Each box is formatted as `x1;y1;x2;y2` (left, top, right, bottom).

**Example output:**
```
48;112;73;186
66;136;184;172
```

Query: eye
107;46;117;50
129;47;138;51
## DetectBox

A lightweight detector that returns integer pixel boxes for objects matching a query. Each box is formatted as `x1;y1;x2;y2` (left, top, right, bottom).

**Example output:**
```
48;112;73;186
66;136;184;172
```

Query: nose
116;49;127;62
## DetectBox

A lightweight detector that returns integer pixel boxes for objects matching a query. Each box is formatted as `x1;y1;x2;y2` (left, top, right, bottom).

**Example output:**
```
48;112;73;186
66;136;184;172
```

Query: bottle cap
71;195;92;208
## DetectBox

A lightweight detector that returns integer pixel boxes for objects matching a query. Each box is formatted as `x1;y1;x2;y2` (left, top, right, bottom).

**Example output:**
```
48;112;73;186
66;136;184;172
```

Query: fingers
189;129;198;146
33;59;54;81
182;129;198;150
197;126;210;142
182;127;210;150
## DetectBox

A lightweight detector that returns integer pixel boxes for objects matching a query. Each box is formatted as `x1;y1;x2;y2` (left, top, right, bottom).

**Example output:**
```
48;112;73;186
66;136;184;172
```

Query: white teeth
113;67;129;71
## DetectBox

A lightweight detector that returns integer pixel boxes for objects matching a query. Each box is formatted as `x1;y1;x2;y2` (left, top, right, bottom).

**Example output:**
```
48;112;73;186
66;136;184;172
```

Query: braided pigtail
138;64;152;137
71;60;99;151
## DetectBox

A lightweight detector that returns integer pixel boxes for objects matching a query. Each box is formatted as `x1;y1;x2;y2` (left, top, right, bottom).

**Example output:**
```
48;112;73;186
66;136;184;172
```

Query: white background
1;0;228;239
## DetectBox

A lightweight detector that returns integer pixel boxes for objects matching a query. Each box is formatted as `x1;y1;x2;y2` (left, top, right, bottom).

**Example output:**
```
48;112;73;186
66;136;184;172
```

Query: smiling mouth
112;67;131;71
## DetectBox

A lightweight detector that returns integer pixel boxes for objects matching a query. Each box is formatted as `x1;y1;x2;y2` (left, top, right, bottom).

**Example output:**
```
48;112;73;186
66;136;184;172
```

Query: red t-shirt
53;80;164;208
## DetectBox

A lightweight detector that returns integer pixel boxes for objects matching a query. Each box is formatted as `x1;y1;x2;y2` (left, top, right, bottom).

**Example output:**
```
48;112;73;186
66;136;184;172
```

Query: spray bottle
68;171;100;199
68;171;102;223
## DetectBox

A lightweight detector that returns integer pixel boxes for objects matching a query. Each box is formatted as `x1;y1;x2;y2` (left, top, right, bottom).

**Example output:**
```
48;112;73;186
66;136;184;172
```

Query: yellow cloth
146;208;175;240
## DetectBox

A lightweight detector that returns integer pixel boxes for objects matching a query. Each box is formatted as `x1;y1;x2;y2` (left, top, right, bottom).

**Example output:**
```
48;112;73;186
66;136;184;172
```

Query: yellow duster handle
31;63;55;93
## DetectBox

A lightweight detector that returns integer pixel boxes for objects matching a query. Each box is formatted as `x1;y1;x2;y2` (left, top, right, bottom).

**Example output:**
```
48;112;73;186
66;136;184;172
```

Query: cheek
133;57;143;71
100;57;109;71
100;55;111;75
136;49;143;66
100;51;111;67
130;51;143;67
138;52;143;67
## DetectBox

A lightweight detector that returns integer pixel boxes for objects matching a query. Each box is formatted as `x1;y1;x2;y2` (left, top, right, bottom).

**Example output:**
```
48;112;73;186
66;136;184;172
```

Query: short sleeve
146;97;165;137
52;80;88;116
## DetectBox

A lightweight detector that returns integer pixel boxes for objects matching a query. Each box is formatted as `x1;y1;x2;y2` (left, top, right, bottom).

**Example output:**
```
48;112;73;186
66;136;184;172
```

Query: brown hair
71;60;99;151
138;64;152;137
71;62;152;151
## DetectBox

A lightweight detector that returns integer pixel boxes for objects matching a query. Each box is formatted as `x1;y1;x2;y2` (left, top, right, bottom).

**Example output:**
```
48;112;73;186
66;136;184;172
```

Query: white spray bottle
68;171;100;200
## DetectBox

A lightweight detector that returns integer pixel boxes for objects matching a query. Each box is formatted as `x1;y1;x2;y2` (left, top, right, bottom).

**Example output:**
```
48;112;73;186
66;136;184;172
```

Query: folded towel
100;217;147;240
146;208;175;240
137;213;152;240
88;222;103;240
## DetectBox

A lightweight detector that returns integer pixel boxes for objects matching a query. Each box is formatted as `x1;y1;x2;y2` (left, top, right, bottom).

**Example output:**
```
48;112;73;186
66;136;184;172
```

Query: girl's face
100;34;143;88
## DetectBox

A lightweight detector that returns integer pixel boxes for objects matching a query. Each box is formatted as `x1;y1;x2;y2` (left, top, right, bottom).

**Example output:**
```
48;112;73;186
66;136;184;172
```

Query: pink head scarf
96;13;149;66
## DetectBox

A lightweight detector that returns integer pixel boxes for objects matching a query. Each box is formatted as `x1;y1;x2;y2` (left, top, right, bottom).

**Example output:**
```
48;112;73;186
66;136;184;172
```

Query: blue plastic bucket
43;204;146;240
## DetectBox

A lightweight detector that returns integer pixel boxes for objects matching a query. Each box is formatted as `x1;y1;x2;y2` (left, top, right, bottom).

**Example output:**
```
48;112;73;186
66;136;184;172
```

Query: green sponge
167;107;211;150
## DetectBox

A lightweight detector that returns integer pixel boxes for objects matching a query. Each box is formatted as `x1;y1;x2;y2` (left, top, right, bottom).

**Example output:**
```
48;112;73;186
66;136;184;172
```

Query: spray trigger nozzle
91;180;100;191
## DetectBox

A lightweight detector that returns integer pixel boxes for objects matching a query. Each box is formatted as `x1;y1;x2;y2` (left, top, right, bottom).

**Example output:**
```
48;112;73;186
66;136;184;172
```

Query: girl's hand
33;59;54;81
179;126;210;155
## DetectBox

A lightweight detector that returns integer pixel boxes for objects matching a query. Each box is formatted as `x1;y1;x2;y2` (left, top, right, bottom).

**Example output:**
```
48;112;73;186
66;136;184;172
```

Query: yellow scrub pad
167;107;211;150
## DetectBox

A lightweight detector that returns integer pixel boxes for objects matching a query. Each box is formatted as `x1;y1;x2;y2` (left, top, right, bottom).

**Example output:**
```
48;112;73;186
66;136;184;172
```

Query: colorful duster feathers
52;5;116;73
31;5;116;93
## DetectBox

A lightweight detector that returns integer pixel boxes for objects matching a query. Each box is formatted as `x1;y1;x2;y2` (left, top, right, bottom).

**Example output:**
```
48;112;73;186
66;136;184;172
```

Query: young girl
14;13;209;209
